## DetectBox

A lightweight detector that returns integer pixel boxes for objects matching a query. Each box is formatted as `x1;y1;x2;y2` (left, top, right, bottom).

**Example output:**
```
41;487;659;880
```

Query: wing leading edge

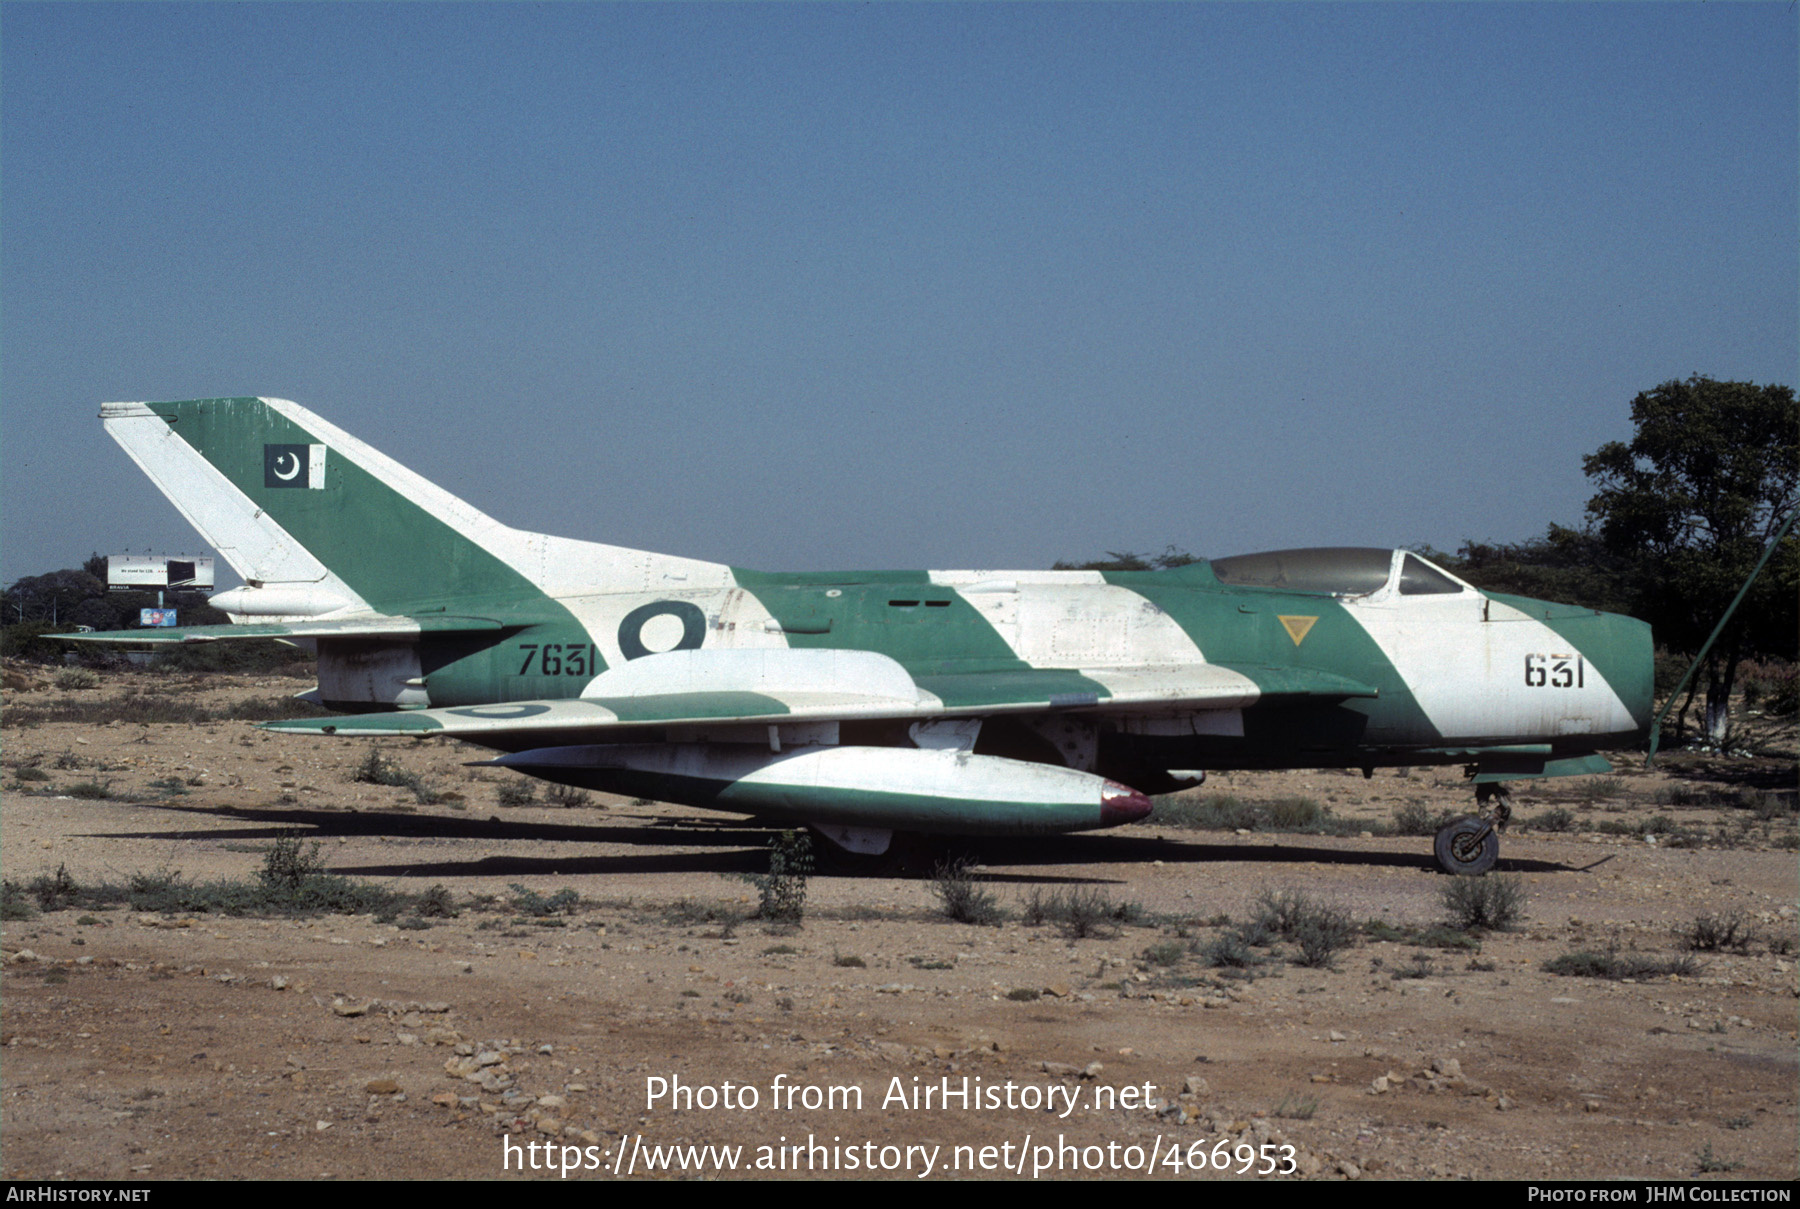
56;616;511;644
260;647;1378;740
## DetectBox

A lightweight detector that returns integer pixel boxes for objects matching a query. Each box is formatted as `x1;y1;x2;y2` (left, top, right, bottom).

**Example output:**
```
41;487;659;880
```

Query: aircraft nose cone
1100;781;1154;826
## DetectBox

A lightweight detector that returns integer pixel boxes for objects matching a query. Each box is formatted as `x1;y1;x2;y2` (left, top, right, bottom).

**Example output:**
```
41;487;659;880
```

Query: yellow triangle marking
1279;615;1318;646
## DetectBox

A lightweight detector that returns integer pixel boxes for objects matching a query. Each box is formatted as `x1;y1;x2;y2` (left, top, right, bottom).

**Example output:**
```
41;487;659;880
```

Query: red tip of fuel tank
1100;781;1154;826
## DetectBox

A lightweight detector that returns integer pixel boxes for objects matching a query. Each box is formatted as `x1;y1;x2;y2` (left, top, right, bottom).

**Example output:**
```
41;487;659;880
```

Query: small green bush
1441;874;1526;931
54;668;100;691
1294;910;1357;968
509;883;580;917
1017;885;1143;938
1532;807;1576;832
1694;1143;1742;1174
1273;1093;1319;1120
930;858;1004;926
1267;797;1325;829
1021;887;1051;926
1250;887;1357;968
1202;930;1260;969
1417;925;1482;951
744;830;812;925
102;859;395;917
1746;790;1795;821
1142;940;1187;967
415;884;458;918
123;867;194;913
1054;886;1120;939
1543;946;1700;980
1153;794;1259;830
260;833;325;896
1680;911;1755;953
29;864;81;911
496;779;537;807
3;880;39;920
545;783;593;808
1394;801;1456;836
352;747;421;790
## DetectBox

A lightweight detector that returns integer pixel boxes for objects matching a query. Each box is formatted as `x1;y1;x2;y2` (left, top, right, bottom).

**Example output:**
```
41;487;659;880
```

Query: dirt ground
2;667;1795;1182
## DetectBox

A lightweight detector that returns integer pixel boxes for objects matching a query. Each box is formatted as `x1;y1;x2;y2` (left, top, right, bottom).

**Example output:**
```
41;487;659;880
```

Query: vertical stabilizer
102;397;730;617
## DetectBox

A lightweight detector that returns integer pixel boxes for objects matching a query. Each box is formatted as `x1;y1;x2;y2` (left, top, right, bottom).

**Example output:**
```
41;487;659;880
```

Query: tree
1424;527;1635;617
1053;546;1201;572
1581;375;1798;742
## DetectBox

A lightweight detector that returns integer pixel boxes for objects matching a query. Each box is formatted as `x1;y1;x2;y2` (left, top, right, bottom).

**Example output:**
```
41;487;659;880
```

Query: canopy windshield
1207;548;1466;596
1207;547;1395;595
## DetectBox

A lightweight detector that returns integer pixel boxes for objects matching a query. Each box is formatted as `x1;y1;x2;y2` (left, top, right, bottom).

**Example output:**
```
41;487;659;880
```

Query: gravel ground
3;668;1795;1181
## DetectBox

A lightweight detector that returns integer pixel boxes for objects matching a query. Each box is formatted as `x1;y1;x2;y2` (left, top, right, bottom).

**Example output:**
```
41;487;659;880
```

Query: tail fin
103;397;726;619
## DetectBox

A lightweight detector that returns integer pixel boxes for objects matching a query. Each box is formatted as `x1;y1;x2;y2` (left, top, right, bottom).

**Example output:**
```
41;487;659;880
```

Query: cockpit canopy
1208;547;1464;597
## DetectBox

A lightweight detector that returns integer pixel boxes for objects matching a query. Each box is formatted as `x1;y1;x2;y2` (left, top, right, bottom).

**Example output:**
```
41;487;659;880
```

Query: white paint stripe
1077;664;1261;709
1343;593;1637;739
579;648;923;702
928;570;1105;586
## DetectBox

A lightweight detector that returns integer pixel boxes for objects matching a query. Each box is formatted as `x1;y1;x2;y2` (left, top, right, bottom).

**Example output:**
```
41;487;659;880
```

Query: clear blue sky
4;2;1795;584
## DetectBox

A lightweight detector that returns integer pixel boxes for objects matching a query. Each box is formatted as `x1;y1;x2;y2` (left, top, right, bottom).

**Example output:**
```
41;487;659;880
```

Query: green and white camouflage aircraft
68;398;1654;873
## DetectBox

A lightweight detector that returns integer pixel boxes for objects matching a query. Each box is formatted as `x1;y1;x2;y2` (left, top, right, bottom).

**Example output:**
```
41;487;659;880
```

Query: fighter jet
67;397;1654;874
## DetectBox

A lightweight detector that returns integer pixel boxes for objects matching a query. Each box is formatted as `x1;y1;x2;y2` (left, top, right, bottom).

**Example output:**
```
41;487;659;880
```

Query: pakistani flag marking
264;443;326;489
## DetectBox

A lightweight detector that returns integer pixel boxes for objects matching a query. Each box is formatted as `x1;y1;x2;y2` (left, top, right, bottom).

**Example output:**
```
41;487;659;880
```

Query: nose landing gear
1434;782;1511;876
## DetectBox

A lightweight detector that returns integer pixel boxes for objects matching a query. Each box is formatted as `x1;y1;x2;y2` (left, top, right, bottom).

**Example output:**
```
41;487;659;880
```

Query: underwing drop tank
485;744;1152;836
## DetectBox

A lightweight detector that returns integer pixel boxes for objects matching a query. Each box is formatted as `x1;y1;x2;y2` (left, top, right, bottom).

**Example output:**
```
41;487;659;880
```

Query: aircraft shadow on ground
948;834;1576;878
81;802;774;877
81;801;1584;881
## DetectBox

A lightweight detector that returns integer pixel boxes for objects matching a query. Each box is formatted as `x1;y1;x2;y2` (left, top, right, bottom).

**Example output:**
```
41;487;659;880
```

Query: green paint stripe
1108;577;1436;739
734;577;1029;675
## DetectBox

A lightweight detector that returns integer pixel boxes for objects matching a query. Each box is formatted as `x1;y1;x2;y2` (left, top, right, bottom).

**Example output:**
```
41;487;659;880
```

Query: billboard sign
139;609;178;627
107;555;215;591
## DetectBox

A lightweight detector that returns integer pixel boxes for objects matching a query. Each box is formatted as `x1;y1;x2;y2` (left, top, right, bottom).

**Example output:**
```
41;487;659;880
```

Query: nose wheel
1434;783;1510;875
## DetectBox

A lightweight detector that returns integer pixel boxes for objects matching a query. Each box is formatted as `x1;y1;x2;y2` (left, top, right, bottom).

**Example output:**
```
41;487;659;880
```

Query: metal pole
1646;508;1799;766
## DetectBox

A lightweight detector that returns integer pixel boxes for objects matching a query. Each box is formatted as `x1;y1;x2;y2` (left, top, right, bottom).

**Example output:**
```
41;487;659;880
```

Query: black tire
1433;816;1499;876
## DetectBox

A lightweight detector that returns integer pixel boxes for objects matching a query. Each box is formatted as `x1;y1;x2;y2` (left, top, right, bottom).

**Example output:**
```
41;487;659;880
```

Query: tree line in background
5;378;1794;740
1;560;289;672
